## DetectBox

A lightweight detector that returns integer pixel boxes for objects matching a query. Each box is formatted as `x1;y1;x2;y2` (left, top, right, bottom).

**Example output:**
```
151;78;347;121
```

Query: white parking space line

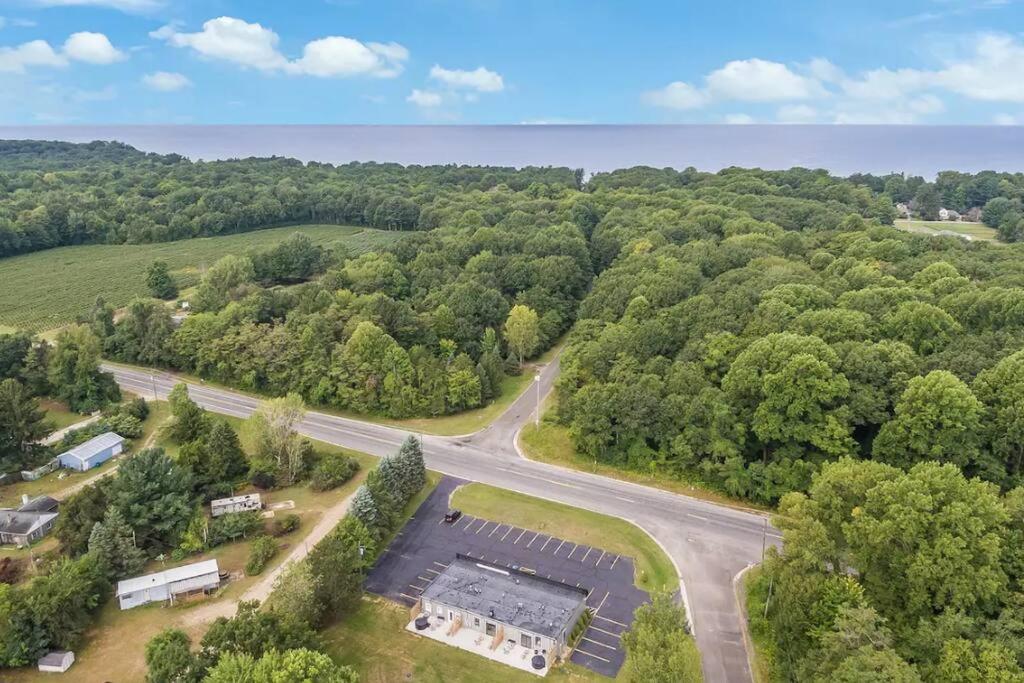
554;539;566;555
489;524;502;538
526;532;540;548
425;568;440;575
514;529;527;544
399;593;419;602
582;636;617;651
432;561;449;568
595;591;609;612
566;544;579;559
595;550;606;566
589;624;621;639
461;516;475;530
500;526;513;542
540;536;553;552
476;521;489;534
610;554;620;569
408;584;426;592
573;648;611;664
417;575;433;582
594;614;628;628
581;547;593;563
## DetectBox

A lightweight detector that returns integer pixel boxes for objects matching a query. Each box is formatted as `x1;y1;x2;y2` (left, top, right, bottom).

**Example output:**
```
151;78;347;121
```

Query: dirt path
179;489;358;626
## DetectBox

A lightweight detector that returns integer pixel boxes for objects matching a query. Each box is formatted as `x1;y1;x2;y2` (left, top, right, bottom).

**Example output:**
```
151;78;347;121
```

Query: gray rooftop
0;510;57;536
60;432;124;462
18;495;59;513
421;555;588;639
116;559;220;596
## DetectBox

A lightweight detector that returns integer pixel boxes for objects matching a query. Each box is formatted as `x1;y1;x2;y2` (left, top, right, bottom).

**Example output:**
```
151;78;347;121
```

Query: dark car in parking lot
444;509;462;523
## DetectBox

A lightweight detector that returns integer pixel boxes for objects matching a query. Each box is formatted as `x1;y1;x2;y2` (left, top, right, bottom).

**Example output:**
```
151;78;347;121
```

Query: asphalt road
105;359;781;683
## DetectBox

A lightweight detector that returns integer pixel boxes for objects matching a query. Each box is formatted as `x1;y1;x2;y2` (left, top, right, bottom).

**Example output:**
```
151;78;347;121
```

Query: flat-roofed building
418;555;589;662
57;432;125;472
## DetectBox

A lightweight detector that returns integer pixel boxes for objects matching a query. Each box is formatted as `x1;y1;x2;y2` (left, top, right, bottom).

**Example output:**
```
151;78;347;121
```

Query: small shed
116;559;221;610
37;650;75;673
58;432;125;472
210;493;262;517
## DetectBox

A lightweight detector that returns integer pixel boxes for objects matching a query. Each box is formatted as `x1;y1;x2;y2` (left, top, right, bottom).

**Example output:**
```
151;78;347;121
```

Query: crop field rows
0;225;403;332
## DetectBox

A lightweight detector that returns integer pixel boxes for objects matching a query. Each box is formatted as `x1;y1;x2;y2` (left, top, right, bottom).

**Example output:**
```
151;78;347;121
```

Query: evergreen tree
398;435;426;499
167;383;209;444
88;507;146;580
108;448;196;552
0;378;49;470
350;484;383;535
146;261;179;300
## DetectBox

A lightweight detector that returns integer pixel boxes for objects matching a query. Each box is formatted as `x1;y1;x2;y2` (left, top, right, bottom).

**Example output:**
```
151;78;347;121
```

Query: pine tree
350;485;382;535
88;507;146;580
204;419;250;488
167;383;208;444
398;435;426;498
375;452;405;503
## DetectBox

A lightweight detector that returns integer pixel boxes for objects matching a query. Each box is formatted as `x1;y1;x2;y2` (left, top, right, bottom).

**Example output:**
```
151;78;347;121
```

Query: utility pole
761;517;767;563
534;372;542;428
150;374;158;400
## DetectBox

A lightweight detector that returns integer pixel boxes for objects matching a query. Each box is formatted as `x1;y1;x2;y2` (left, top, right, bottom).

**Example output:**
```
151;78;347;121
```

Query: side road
105;360;778;683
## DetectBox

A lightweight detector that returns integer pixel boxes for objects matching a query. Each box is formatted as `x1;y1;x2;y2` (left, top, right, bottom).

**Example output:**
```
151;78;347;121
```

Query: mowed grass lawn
0;224;402;332
894;219;998;241
324;597;608;683
450;482;677;593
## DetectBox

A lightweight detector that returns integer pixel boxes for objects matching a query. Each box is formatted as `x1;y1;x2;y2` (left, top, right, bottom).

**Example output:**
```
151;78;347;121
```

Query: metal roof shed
116;559;221;610
57;432;125;472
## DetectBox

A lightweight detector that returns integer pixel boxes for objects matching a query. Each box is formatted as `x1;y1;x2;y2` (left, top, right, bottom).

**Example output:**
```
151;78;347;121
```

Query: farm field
0;224;402;332
894;219;998;241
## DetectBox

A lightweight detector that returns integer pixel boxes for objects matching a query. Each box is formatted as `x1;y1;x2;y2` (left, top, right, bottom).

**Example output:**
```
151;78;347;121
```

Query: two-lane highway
105;360;779;682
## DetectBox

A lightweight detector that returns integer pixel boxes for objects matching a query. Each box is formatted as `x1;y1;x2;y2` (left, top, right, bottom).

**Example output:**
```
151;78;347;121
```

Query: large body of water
3;125;1024;178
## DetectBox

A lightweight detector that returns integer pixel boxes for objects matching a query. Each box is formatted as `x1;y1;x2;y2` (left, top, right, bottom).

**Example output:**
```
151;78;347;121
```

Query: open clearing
894;219;997;241
0;224;401;332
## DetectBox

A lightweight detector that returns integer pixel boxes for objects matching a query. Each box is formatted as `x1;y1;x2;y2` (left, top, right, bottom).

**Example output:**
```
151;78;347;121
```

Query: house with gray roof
0;495;60;547
57;432;125;472
418;554;588;662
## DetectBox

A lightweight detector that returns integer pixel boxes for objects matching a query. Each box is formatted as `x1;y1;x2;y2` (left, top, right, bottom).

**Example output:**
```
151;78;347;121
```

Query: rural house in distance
116;559;221;610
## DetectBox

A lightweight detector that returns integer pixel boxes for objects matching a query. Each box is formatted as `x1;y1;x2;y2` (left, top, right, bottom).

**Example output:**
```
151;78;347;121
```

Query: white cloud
832;95;945;124
994;113;1019;125
777;104;818;123
429;65;504;92
153;16;407;78
25;0;163;12
143;70;191;91
934;33;1024;101
706;58;823;101
407;89;442;107
63;31;125;64
724;113;755;124
0;39;67;72
642;81;708;110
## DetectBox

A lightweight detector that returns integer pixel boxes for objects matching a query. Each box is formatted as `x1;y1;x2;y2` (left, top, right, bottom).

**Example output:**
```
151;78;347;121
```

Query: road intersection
104;359;781;683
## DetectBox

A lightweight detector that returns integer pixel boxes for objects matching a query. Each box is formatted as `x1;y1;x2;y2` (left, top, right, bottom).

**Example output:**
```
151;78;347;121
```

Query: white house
210;493;262;518
116;559;221;610
37;650;75;673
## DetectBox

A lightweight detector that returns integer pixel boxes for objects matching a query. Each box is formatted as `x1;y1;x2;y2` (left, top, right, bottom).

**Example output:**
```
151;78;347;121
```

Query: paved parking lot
365;475;650;677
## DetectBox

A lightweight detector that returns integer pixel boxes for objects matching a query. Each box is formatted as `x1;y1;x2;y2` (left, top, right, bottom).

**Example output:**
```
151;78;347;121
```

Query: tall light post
150;373;158;400
534;372;542;428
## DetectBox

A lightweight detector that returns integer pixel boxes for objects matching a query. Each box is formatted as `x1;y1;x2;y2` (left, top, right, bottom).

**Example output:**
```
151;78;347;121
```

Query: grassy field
0;224;402;332
894;219;998;241
519;396;765;512
38;398;86;431
324;597;608;683
450;482;677;592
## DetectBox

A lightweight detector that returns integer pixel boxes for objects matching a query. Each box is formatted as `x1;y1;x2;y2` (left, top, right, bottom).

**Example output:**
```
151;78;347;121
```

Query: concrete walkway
40;413;101;445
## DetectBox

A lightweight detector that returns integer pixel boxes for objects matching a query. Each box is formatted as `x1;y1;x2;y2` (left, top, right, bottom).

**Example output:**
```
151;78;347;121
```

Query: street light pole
150;374;157;400
534;372;542;428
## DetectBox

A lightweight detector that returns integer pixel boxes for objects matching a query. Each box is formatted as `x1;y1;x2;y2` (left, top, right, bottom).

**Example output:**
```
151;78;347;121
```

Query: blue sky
1;0;1024;124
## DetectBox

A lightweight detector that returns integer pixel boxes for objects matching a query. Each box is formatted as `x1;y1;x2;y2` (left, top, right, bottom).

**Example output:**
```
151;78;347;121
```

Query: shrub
245;536;278;576
124;397;150;421
309;453;359;491
271;514;300;537
250;467;277;491
208;511;264;547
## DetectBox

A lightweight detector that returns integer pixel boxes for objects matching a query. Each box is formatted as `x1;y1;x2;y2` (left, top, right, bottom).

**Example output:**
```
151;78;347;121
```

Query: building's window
521;633;531;648
486;622;496;636
423;601;431;612
474;617;480;627
535;636;542;647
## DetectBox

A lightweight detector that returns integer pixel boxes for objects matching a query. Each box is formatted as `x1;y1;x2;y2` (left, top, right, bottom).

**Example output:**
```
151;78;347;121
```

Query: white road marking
573;647;611;663
581;547;593;563
540;536;553;552
594;614;628;628
589;624;621;639
582;636;617;651
514;529;527;544
566;543;579;559
500;526;513;542
554;539;566;555
687;513;709;521
614;495;635;503
595;550;606;566
526;532;539;548
489;524;502;538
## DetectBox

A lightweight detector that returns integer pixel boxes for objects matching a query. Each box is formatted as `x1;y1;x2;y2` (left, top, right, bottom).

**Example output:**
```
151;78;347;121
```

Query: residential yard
0;224;401;332
0;401;171;508
519;395;765;513
38;398;86;431
324;597;609;683
450;481;676;592
894;219;998;241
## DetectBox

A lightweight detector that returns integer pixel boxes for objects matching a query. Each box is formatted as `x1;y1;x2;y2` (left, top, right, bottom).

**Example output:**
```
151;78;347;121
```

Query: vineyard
0;225;403;332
